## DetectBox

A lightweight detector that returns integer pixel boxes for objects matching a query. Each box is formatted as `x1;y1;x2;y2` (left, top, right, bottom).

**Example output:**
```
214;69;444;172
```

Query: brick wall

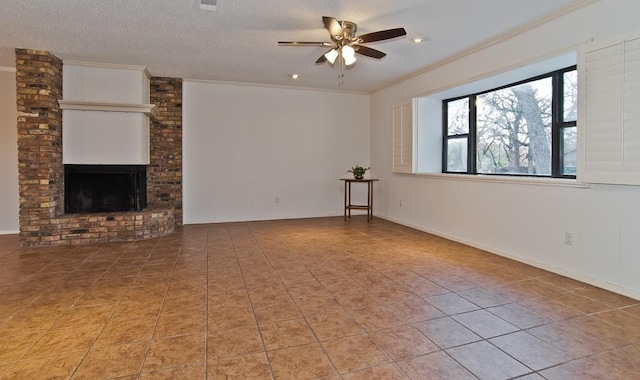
16;51;181;246
148;77;183;225
15;49;64;245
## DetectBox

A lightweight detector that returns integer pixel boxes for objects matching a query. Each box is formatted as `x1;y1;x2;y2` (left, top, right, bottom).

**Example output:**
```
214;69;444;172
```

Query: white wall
183;81;370;224
63;62;149;104
0;68;18;233
63;111;150;164
371;0;640;299
62;62;151;165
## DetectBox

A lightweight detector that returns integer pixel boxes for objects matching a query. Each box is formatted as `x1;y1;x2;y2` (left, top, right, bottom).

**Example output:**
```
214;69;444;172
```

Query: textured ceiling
0;0;584;92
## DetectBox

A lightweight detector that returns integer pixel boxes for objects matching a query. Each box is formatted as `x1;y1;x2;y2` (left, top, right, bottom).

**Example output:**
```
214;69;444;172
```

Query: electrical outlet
275;197;280;204
564;232;574;246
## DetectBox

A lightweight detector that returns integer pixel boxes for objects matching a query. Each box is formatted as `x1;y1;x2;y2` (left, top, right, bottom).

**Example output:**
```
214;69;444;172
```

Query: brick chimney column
149;77;183;225
15;49;64;246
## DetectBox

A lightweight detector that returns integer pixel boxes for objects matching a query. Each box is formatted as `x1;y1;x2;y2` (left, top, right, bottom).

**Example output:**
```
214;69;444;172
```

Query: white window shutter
580;29;640;185
623;37;640;170
393;99;416;174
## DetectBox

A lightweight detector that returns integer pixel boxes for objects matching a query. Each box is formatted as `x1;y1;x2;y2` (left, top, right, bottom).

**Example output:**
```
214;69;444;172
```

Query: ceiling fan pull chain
338;54;344;86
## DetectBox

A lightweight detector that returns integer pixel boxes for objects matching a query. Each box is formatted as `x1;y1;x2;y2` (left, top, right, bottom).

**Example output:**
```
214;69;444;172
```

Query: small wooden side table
340;178;379;222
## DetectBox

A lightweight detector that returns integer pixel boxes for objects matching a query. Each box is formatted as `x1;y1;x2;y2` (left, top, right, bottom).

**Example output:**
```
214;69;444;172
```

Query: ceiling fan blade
278;41;333;47
354;45;386;59
316;55;327;64
357;27;407;43
322;16;343;39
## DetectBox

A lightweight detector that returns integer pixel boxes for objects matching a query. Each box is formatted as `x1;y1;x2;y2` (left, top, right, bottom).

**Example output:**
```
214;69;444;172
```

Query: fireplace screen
64;165;147;213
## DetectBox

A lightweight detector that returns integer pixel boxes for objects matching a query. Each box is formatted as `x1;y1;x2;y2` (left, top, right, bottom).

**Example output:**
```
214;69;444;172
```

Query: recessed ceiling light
412;35;429;44
198;0;217;11
290;74;300;80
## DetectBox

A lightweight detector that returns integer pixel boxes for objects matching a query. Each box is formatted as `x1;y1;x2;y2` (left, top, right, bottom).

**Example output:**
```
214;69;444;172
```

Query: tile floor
0;217;639;379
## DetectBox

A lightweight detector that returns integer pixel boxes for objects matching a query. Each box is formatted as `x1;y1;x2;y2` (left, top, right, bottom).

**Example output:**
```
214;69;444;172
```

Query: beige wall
0;68;18;233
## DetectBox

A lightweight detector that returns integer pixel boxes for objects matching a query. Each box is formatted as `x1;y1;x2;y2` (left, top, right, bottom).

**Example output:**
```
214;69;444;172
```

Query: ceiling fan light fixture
343;54;357;66
324;49;339;64
342;45;356;66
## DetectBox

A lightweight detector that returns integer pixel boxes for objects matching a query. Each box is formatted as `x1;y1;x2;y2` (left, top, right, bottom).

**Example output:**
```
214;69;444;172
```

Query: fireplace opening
64;165;147;213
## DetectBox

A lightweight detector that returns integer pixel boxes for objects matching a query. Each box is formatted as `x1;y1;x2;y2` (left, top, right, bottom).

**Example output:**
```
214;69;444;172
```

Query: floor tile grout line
263;226;432;379
254;224;362;379
65;240;161;379
396;285;585;377
429;283;618;376
441;349;483;380
483;300;631;376
204;226;211;378
262;223;531;379
133;236;182;379
0;245;101;334
16;245;126;377
231;224;277;380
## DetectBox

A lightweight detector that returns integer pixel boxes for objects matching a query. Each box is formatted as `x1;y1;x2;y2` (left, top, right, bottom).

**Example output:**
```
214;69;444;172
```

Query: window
443;66;577;178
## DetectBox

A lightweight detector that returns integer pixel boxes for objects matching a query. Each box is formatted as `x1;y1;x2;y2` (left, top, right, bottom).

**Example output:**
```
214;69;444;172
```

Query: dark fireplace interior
65;165;147;213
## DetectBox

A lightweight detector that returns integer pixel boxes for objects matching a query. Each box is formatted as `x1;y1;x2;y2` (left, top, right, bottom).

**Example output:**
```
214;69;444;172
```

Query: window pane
447;138;467;172
476;77;552;175
563;70;577;122
447;98;469;135
561;126;577;175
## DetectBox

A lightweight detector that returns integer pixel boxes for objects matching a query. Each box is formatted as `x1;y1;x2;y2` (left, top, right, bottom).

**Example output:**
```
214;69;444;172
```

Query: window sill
413;172;590;188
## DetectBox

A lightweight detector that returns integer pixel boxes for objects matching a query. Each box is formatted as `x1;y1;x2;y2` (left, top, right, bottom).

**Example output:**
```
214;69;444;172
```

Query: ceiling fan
278;16;407;67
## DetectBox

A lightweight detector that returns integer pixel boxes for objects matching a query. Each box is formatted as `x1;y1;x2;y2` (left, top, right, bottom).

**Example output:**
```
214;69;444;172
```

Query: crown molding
58;100;158;118
184;78;369;96
372;0;599;94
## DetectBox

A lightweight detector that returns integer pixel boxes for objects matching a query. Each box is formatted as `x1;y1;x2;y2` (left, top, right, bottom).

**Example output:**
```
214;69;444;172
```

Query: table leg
368;181;373;221
343;180;347;221
348;182;352;219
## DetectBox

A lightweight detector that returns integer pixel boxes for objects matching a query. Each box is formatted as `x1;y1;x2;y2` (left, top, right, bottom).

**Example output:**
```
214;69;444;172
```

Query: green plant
347;165;370;179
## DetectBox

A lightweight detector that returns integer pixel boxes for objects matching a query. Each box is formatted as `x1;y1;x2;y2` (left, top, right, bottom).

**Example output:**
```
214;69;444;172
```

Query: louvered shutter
392;99;416;173
581;29;640;185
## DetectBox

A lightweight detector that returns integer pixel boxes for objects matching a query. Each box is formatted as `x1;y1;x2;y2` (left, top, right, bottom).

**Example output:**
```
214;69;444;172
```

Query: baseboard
0;230;19;235
184;212;344;225
379;215;640;301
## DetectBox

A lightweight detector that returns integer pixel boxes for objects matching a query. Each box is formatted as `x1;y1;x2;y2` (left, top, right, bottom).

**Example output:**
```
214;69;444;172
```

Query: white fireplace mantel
59;100;158;118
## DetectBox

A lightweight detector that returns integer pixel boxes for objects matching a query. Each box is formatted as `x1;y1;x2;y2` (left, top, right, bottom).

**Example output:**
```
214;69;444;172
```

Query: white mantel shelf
59;100;159;118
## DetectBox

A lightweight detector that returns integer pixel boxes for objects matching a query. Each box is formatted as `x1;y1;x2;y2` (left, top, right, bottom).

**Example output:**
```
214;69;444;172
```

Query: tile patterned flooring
0;216;639;379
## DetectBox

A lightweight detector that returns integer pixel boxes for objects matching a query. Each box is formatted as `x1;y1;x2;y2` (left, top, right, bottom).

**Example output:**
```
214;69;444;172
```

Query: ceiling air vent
199;0;217;11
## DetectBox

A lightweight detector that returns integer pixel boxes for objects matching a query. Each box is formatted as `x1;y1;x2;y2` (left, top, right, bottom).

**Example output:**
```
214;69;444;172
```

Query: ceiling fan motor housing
338;21;358;42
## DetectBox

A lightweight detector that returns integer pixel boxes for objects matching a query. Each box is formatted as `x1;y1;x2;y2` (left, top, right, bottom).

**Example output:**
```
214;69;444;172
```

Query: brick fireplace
16;49;182;247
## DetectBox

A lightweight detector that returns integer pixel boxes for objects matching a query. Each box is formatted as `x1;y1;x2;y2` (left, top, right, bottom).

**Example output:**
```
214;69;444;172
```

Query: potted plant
347;165;370;180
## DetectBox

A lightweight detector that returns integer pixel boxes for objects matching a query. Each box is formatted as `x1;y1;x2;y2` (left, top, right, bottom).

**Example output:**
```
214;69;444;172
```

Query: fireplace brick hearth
16;49;182;246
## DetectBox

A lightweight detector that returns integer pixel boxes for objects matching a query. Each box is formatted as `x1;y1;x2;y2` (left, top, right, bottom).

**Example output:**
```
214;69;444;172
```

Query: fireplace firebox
64;165;147;213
